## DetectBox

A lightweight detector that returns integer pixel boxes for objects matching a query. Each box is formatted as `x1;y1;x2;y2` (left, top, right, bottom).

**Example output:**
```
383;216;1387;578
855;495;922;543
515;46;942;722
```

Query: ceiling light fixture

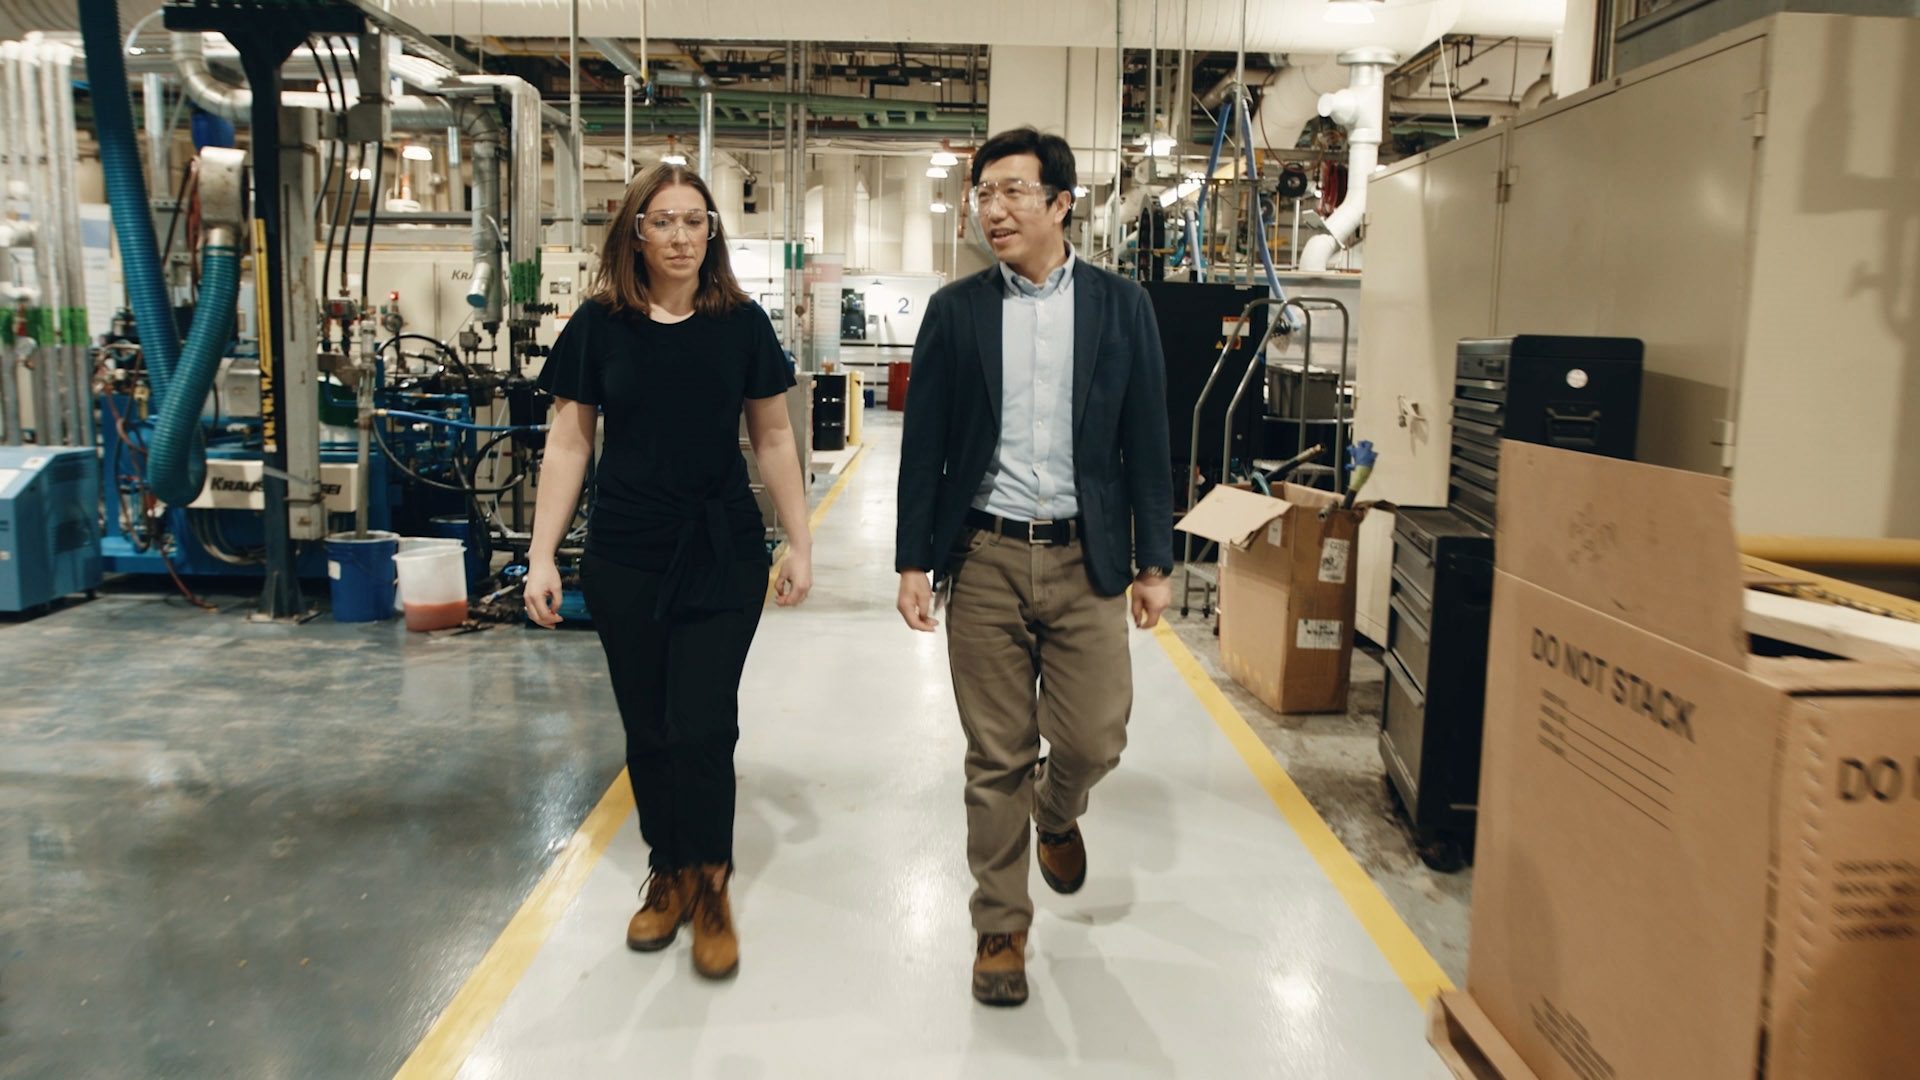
930;200;950;214
349;166;373;181
926;166;949;180
402;144;433;162
662;152;689;166
930;151;960;168
1072;185;1089;198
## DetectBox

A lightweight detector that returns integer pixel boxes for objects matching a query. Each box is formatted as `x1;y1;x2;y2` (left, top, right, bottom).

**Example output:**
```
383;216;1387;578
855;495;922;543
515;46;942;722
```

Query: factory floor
0;412;1470;1079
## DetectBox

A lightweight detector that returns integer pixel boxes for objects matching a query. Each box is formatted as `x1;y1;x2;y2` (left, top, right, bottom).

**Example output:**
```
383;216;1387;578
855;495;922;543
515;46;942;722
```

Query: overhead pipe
174;33;509;319
591;36;717;180
172;31;490;135
1300;47;1397;272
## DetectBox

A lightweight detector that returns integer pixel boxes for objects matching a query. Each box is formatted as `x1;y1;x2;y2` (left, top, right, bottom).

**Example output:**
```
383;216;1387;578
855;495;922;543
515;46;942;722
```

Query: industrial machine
0;1;595;620
0;447;103;612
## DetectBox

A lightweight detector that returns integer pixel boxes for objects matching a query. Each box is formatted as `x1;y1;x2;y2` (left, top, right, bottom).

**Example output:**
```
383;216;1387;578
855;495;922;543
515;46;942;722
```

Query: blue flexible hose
1238;93;1287;305
1192;98;1231;284
81;0;239;505
146;245;238;504
78;0;177;387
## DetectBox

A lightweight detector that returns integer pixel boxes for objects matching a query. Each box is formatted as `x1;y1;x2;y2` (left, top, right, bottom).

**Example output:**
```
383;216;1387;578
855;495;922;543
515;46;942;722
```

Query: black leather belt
965;509;1083;546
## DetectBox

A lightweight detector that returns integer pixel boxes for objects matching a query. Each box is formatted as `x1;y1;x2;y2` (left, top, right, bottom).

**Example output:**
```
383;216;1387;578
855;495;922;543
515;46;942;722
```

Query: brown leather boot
1036;823;1087;894
972;932;1029;1006
690;864;740;980
626;867;694;952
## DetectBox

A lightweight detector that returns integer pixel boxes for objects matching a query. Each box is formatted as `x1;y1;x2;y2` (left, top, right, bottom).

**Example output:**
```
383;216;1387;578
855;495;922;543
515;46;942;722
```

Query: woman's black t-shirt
537;297;796;582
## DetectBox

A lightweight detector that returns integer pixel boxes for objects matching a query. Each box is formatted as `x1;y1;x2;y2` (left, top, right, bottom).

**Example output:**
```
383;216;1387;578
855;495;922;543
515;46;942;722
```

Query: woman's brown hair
589;164;750;319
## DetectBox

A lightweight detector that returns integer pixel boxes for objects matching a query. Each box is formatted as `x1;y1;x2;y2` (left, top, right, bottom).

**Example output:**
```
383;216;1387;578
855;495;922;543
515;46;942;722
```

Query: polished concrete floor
0;573;628;1077
0;412;1469;1078
1163;628;1474;985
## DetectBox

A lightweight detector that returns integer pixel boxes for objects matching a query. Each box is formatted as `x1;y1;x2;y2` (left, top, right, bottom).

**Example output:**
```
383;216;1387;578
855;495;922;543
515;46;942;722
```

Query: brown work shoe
972;932;1030;1006
1036;823;1087;894
626;867;693;952
690;864;740;980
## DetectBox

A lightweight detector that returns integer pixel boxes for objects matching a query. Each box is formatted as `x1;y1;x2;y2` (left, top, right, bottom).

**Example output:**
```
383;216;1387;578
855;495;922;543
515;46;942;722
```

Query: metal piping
143;71;169;197
1300;47;1397;272
172;32;497;137
173;33;515;314
699;87;715;182
467;134;503;323
462;75;544;287
590;38;717;180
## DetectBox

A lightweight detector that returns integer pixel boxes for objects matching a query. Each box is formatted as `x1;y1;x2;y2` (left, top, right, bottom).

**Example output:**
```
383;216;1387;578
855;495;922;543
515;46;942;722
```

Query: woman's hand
774;548;813;608
523;558;566;628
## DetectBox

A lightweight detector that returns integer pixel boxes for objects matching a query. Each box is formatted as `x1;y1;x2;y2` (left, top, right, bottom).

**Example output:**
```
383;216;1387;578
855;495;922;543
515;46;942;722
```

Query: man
894;127;1174;1007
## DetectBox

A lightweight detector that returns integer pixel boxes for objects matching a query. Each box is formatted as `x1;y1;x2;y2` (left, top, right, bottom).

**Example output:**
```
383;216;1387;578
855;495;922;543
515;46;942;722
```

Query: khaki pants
945;529;1132;932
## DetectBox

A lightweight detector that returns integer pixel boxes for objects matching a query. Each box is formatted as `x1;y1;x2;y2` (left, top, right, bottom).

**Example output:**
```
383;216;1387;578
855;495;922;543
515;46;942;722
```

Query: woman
523;165;813;981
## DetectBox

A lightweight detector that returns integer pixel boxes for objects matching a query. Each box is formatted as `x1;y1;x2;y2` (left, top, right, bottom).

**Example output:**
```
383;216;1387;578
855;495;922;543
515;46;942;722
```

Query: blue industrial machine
93;347;504;581
0;446;104;612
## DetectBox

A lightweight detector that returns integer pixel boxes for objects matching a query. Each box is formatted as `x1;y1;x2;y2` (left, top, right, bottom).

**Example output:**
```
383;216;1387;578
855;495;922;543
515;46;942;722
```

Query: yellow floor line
396;443;870;1079
1150;620;1455;1006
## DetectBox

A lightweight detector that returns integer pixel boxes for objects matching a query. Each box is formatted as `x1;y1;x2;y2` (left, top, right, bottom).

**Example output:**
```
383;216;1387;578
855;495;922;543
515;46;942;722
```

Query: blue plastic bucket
325;530;399;622
429;515;490;590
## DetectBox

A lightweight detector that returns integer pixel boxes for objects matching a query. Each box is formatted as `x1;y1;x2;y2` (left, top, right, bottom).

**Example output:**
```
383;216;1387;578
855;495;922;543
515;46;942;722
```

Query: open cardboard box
1177;484;1369;714
1466;442;1920;1080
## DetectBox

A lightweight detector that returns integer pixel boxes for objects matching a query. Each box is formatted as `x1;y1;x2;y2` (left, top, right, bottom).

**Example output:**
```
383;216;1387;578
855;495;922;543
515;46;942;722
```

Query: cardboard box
1469;441;1920;1080
1177;484;1368;714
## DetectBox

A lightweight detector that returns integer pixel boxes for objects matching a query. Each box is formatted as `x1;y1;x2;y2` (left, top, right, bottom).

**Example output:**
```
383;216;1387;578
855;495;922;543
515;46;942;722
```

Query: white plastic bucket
394;547;468;631
392;537;462;612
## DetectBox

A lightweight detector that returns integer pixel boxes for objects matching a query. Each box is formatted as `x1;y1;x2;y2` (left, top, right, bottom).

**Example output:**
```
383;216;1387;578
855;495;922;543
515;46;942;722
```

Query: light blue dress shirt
975;247;1079;522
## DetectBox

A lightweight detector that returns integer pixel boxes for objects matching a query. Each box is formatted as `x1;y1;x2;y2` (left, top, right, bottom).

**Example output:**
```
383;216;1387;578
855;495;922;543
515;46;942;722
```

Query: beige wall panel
1496;39;1764;476
1353;134;1504;642
1736;15;1920;537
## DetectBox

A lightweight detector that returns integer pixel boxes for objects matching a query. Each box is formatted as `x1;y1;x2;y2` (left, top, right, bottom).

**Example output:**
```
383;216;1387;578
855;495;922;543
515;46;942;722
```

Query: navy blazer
894;259;1175;598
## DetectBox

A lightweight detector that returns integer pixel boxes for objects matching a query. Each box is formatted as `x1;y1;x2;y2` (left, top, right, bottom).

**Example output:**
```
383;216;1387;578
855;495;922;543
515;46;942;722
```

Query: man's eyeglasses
966;180;1059;217
635;208;719;242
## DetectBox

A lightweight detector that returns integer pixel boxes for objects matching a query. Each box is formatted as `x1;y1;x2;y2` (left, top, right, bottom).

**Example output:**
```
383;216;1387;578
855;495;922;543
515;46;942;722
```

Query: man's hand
1131;572;1173;630
897;570;939;632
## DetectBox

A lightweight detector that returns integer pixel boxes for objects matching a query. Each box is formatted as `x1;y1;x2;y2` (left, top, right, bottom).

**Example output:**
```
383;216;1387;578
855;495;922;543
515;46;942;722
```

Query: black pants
581;551;767;871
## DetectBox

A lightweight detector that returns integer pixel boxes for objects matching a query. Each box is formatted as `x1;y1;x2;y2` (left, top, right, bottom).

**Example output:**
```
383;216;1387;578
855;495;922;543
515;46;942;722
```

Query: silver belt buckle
1028;518;1055;545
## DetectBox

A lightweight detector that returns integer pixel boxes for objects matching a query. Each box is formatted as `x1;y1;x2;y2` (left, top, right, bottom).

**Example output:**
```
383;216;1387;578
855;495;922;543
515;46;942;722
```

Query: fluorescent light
1324;0;1376;23
930;200;949;214
930;151;960;168
402;144;433;162
926;166;949;179
661;152;688;166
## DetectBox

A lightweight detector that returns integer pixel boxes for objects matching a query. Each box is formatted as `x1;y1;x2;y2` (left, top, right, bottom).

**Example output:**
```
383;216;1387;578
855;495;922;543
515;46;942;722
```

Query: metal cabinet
1353;13;1920;644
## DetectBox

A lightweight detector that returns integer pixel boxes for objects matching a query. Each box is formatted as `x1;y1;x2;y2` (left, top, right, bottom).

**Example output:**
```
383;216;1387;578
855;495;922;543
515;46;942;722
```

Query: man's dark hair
970;126;1078;226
